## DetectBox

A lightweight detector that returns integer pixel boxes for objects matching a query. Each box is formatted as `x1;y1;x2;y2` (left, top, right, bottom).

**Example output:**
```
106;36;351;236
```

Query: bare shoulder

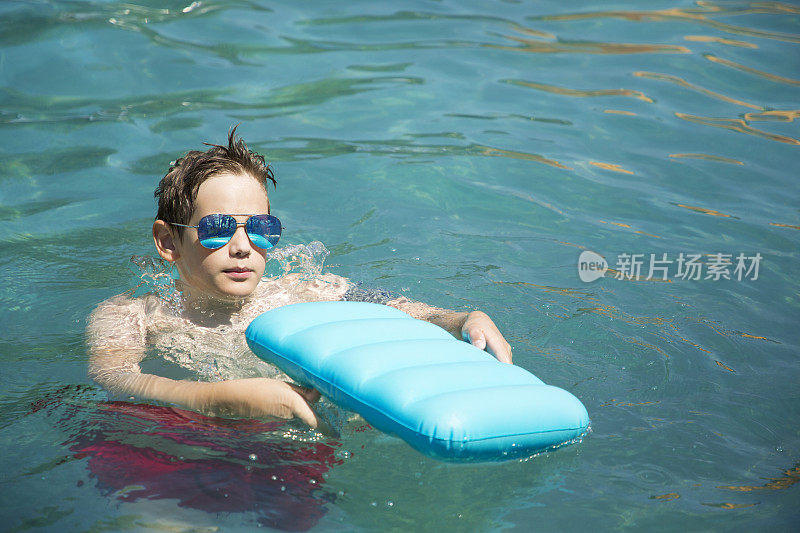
93;292;139;309
89;293;145;322
87;292;148;347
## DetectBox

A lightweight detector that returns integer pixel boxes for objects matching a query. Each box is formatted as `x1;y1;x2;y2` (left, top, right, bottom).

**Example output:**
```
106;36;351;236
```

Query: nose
227;224;252;258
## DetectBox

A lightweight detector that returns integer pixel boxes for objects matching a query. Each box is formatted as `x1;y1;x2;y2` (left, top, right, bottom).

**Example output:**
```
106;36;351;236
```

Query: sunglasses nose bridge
226;222;254;253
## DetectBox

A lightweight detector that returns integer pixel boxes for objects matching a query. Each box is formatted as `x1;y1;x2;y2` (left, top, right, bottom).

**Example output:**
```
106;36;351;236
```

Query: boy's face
171;172;271;301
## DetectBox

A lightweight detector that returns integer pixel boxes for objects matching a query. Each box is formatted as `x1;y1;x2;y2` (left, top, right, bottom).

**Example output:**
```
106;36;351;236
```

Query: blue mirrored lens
197;214;237;249
245;214;281;249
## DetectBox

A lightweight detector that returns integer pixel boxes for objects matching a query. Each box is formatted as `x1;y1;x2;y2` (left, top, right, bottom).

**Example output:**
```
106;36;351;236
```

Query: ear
153;220;180;262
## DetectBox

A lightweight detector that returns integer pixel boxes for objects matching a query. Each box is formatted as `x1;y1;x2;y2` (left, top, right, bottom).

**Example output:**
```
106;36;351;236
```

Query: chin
204;278;254;299
219;285;258;300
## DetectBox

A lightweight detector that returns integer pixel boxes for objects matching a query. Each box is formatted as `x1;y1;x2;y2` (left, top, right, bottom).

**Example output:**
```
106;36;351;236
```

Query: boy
87;128;512;429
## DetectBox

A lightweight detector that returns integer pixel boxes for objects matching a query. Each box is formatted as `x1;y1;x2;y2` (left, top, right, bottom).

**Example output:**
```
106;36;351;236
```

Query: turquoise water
1;0;799;530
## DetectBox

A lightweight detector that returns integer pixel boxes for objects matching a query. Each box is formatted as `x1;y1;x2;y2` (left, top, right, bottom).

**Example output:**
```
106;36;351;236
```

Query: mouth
223;267;254;280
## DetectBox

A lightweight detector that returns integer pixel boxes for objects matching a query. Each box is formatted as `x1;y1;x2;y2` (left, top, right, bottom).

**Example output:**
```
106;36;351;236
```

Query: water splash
128;241;333;313
129;255;183;314
265;241;330;279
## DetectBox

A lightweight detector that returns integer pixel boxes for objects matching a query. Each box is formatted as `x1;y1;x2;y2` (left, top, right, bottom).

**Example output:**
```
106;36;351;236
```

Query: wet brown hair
154;125;276;237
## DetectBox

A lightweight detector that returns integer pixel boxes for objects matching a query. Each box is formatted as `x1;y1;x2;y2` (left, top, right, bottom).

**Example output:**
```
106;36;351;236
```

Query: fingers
465;325;512;364
467;328;487;350
286;383;324;430
485;335;513;364
290;394;320;429
289;383;321;404
462;312;513;364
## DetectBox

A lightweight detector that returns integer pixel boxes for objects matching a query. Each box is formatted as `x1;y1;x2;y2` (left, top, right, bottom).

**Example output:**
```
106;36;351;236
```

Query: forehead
193;172;270;220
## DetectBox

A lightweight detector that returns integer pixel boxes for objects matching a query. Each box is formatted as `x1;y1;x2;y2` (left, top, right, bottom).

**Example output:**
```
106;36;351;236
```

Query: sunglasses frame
169;213;283;250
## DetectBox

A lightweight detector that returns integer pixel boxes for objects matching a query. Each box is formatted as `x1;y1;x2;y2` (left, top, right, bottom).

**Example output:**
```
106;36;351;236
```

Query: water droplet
336;450;352;460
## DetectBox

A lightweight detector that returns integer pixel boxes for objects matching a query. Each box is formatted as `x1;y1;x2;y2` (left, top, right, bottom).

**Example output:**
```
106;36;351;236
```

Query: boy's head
154;125;276;234
152;128;278;301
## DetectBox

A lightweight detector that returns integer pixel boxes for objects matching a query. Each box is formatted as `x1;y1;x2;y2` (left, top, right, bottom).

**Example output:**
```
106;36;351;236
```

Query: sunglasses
170;214;282;250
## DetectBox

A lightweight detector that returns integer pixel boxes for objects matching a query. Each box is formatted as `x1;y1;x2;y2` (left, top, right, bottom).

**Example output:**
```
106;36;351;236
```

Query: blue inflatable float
245;302;589;462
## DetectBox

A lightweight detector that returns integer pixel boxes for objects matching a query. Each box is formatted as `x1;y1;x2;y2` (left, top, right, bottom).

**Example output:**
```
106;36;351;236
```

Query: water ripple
634;71;762;110
489;35;690;55
503;79;654;102
675;113;800;145
704;54;800;86
0;74;422;128
0;0;241;47
529;2;800;43
683;35;758;48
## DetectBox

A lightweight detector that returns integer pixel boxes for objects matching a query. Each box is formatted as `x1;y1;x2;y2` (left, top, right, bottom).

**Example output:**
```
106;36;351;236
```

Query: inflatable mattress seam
270;350;577;441
276;316;451;342
350;360;512;389
400;383;551;410
280;336;459;361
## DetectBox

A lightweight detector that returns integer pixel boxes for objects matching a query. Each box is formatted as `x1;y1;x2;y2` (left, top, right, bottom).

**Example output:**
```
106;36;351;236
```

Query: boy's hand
210;378;321;428
388;298;513;364
461;311;513;364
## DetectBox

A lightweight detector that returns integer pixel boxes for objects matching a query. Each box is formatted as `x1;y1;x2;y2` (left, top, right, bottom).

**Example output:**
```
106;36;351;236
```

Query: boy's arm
87;296;321;427
386;296;513;364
